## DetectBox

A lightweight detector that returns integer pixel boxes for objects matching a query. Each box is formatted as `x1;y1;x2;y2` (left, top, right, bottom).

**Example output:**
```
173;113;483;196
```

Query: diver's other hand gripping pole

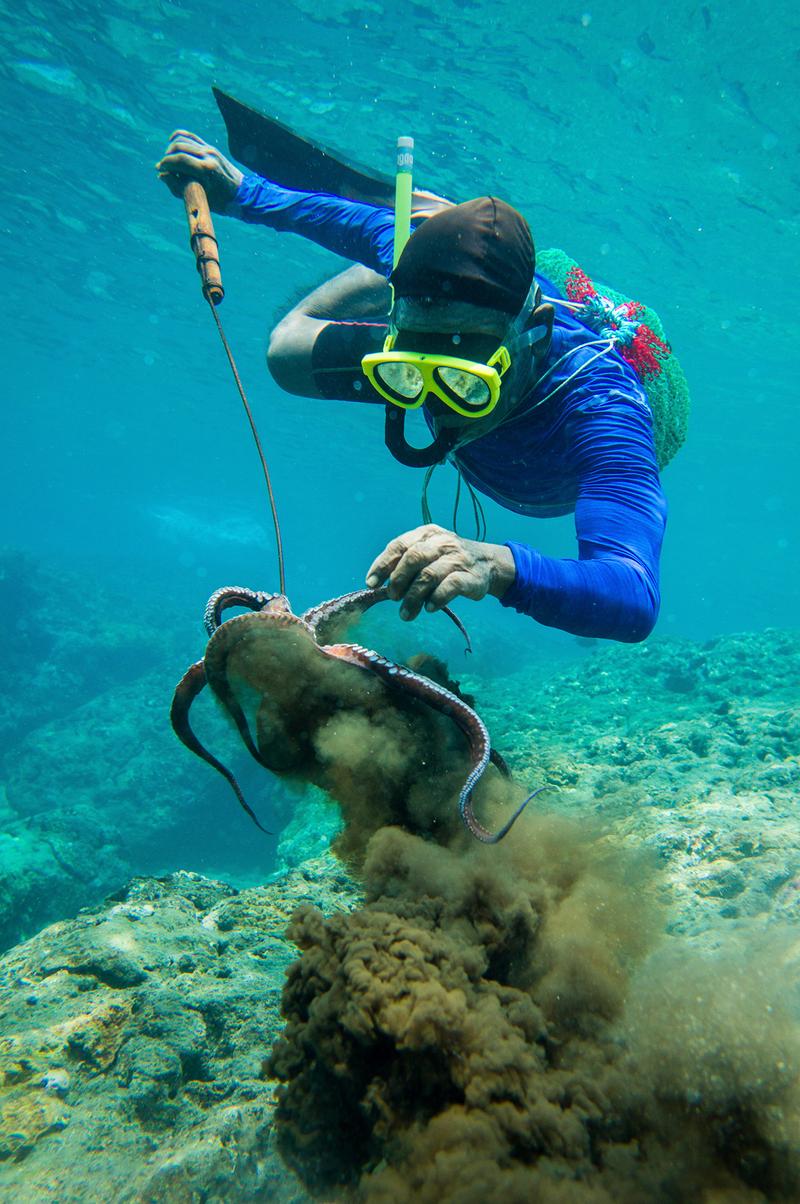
183;180;224;305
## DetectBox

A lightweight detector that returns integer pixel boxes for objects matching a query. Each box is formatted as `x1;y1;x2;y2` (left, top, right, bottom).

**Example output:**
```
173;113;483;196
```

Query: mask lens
437;366;491;409
375;361;424;400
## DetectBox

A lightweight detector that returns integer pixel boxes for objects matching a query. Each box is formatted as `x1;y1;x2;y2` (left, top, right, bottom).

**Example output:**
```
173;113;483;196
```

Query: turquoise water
3;0;797;904
1;4;799;1194
4;0;797;637
2;1;797;890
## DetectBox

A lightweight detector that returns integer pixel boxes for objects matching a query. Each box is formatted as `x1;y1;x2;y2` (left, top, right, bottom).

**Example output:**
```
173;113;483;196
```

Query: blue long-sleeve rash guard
231;173;668;642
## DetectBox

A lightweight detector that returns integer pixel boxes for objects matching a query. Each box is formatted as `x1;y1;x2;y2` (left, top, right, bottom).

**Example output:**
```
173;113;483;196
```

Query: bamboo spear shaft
182;180;224;305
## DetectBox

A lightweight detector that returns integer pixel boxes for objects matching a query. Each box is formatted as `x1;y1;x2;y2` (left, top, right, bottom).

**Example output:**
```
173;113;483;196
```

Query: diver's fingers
161;131;219;160
385;536;451;604
365;524;447;588
156;143;242;211
156;148;213;175
398;553;463;620
157;129;230;171
365;531;416;588
425;571;481;611
168;129;207;145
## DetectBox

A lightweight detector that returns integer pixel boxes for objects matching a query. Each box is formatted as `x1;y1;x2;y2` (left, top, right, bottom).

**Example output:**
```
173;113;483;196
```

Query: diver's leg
267;265;391;398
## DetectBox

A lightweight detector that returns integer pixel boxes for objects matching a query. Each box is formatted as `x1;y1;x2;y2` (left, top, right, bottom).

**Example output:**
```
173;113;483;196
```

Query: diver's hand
156;130;244;213
366;524;516;620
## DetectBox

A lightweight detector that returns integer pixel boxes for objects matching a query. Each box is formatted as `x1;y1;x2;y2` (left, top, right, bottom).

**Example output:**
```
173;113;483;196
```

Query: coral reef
0;861;357;1202
0;667;288;952
0;551;301;951
476;628;800;934
261;628;800;1200
267;812;800;1201
3;575;800;1200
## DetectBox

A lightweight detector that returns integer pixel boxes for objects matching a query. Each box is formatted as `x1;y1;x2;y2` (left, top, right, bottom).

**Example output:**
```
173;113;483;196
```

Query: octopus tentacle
439;606;472;655
169;660;272;834
175;586;524;841
304;586;472;654
204;587;286;636
490;748;512;778
203;611;289;768
204;609;317;767
322;642;532;843
301;586;390;641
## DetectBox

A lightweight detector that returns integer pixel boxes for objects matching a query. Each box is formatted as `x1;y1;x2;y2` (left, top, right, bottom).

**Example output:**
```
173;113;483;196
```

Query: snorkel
384;135;467;469
393;136;413;268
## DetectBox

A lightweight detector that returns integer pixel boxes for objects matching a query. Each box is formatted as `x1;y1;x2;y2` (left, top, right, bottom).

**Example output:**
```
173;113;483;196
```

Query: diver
158;130;682;644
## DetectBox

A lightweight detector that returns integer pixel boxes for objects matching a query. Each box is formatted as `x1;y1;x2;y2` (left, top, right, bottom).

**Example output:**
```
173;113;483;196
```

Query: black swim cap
390;197;535;316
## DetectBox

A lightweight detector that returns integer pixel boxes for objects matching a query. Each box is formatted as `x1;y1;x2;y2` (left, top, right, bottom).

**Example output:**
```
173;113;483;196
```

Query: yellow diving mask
361;331;512;419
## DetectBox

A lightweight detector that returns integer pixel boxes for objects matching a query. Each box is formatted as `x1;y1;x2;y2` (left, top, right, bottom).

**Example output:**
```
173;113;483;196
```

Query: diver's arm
501;395;667;643
157;133;398;272
231;174;397;275
230;171;400;398
268;265;390;397
503;536;661;643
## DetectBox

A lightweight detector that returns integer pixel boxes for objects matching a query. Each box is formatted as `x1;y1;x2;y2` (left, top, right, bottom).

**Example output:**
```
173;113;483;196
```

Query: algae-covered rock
2;621;800;1199
0;663;301;952
474;627;800;936
0;861;359;1202
0;550;317;952
4;597;799;955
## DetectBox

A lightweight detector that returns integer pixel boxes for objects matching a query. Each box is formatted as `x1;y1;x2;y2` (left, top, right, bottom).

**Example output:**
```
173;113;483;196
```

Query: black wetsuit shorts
310;320;387;402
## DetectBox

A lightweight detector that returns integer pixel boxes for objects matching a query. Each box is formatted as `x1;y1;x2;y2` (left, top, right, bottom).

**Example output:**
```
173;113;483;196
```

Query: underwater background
2;1;799;1199
4;0;797;637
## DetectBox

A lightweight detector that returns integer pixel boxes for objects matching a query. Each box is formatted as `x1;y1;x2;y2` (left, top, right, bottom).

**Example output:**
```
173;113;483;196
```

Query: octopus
171;585;539;843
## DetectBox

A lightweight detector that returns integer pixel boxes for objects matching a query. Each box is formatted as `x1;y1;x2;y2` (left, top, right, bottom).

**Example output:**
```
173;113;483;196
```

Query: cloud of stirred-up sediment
226;632;800;1200
229;635;498;856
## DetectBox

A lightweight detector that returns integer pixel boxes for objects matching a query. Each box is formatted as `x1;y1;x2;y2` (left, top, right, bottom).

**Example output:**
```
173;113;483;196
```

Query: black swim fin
212;87;453;213
213;87;397;207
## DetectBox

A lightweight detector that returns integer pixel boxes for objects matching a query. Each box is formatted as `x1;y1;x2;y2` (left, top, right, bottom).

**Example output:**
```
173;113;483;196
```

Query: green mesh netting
537;248;690;469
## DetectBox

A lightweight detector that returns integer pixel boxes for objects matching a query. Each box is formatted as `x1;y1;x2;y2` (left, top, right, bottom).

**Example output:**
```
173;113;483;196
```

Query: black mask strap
522;301;555;361
384;405;458;468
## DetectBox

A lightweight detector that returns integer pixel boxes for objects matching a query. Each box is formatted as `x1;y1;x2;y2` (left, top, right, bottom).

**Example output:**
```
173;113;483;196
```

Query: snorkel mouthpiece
393;136;414;268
